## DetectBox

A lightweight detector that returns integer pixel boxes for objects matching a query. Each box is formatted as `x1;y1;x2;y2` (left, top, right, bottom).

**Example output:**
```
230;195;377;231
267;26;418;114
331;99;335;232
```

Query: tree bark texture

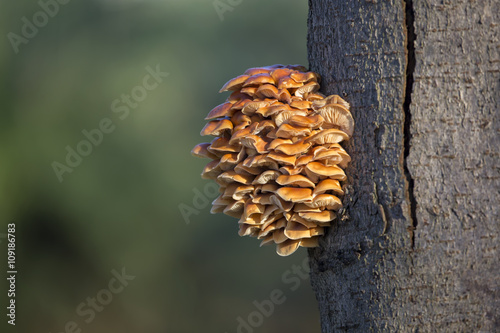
307;0;499;332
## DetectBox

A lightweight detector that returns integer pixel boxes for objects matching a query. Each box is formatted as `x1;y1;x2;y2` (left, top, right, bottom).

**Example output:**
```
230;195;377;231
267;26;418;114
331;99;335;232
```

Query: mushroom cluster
192;64;353;256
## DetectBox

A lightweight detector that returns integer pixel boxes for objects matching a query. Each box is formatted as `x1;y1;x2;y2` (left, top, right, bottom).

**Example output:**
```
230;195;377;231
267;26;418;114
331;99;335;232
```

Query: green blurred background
0;0;321;332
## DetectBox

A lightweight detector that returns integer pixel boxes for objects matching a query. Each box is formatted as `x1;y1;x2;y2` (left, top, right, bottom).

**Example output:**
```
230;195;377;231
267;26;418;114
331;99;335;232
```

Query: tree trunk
307;0;499;331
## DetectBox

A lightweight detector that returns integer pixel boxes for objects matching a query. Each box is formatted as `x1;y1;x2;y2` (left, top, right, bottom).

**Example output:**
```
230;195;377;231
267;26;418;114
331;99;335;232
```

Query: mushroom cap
244;67;273;76
289;114;324;128
229;123;257;145
278;89;292;104
241;100;272;115
312;94;350;111
298;210;336;223
255;84;279;99
276;123;311;139
208;137;240;155
191;142;218;159
279;165;304;175
284;221;312;240
259;234;275;247
239;224;259;237
219;74;250;92
317;104;355;137
217;170;254;186
230;111;251;125
205;102;234;120
306;194;342;210
243;73;275;87
270;195;294;212
258;217;285;238
218;152;244;171
239;134;268;153
313;150;342;165
276;174;315;188
219;74;250;93
228;91;251;103
273;228;288;244
223;184;254;200
295;155;314;167
251;193;274;205
299;237;320;248
266;151;297;166
270;68;292;82
276;239;301;256
252;170;280;185
276;187;313;203
241;201;266;222
201;159;221;179
268;138;293;150
200;119;233;136
222;199;245;218
261;183;279;193
305;128;350;144
278;77;303;89
290;100;312;110
305;92;326;101
290;71;320;83
240;86;257;96
243;154;279;170
294;81;320;98
313;179;344;196
274;140;311;155
274;110;307;127
305;162;347;180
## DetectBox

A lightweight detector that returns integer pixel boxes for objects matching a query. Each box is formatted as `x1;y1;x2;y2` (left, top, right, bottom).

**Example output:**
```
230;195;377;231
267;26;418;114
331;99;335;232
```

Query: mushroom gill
192;65;354;256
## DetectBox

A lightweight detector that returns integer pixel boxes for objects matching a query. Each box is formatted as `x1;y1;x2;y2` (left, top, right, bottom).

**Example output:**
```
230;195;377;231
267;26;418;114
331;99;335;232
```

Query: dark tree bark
307;0;499;331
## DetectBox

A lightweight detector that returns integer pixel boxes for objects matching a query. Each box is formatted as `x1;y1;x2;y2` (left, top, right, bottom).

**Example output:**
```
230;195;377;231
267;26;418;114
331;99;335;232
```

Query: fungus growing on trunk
192;65;354;256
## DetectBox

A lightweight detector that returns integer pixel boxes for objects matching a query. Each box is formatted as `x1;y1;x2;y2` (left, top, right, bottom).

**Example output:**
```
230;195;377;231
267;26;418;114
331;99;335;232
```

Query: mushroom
205;102;234;120
255;84;279;99
276;174;315;188
290;71;320;83
200;119;233;137
298;210;336;223
289;114;324;128
274;140;311;155
252;170;280;185
266;152;297;166
243;73;275;86
284;221;312;240
305;195;342;211
317;104;355;137
294;82;320;99
219;74;250;92
305;162;347;180
276;187;313;203
305;128;350;144
191;143;219;159
193;64;354;256
276;124;311;139
201;159;222;180
276;239;301;256
313;179;344;196
311;94;350;111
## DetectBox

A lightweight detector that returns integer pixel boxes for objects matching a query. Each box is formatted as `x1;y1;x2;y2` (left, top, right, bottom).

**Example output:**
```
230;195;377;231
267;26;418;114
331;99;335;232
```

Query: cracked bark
307;0;499;331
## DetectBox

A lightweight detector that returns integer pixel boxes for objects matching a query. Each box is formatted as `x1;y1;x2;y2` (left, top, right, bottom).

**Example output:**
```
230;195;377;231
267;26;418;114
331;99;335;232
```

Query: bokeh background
0;1;321;332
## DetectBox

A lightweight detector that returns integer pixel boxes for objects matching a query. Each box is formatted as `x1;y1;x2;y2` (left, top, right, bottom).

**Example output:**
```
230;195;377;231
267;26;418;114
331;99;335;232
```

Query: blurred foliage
0;0;320;332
